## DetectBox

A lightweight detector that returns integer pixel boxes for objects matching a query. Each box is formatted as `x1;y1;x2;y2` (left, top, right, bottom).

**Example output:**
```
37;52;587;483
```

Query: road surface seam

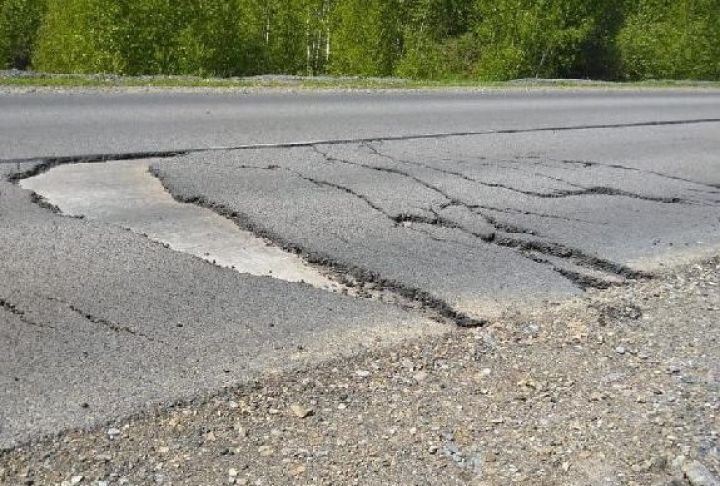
147;156;648;326
143;178;485;328
310;144;648;283
4;145;649;326
2;117;719;168
365;142;697;204
66;304;163;344
0;298;58;331
543;157;720;190
4;117;713;328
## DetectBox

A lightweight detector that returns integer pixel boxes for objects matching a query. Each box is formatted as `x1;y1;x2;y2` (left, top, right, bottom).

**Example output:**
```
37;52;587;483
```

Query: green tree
329;0;404;76
0;0;47;69
395;0;479;79
33;0;125;73
24;0;720;80
617;0;720;80
472;0;598;80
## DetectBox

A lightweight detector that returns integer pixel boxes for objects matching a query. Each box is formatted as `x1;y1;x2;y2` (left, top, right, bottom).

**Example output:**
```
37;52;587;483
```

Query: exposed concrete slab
20;160;337;289
0;180;444;449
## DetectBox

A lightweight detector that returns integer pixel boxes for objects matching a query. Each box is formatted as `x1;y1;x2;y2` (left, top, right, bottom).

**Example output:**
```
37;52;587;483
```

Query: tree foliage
617;0;720;80
0;0;46;69
1;0;715;80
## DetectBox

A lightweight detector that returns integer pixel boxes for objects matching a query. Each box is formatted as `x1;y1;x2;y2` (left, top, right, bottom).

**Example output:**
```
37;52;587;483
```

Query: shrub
33;0;125;73
22;0;720;80
328;0;403;76
0;0;47;69
617;0;720;80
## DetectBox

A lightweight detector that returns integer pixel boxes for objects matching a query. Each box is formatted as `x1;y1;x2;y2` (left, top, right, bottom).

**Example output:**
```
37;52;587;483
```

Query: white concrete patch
21;159;339;290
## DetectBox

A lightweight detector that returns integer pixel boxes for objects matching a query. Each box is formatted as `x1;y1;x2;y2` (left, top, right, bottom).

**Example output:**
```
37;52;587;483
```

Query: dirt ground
1;258;719;486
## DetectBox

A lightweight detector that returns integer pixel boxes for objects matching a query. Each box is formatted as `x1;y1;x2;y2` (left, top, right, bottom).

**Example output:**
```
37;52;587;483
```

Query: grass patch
1;73;719;91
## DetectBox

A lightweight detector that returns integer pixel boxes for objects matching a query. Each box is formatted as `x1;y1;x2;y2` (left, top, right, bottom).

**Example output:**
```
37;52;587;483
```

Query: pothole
20;159;343;291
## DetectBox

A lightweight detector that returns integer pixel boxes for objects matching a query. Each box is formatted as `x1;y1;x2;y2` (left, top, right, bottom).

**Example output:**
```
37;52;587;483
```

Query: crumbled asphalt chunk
1;257;718;485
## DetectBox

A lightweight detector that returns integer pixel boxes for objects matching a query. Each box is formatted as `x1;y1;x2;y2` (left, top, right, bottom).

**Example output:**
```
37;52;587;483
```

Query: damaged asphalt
1;89;719;451
152;122;720;321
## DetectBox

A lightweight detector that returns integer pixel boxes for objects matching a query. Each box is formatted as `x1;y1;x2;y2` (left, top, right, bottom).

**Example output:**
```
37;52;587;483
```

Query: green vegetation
1;0;718;81
0;0;47;69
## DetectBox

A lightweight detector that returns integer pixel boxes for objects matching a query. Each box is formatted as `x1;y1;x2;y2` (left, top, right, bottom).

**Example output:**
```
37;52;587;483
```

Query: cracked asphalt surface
1;89;720;462
152;122;720;321
0;178;444;449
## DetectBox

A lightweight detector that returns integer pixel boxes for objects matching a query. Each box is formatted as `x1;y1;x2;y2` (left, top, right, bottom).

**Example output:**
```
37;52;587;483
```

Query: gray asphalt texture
2;90;720;161
0;179;443;449
2;88;720;450
153;122;720;319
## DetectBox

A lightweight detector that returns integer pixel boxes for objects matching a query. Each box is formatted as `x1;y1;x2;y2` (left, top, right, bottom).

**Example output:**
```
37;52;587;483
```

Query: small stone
683;461;720;486
289;464;306;477
228;468;239;478
428;445;439;455
107;427;121;439
355;370;371;378
615;346;626;355
258;446;274;457
413;371;428;382
290;404;314;418
521;322;540;336
157;446;170;454
95;453;112;462
70;476;84;484
672;455;687;471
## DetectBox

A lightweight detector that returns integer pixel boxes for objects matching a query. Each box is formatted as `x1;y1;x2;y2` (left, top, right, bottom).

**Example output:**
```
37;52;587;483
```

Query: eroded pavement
1;120;720;450
153;122;720;321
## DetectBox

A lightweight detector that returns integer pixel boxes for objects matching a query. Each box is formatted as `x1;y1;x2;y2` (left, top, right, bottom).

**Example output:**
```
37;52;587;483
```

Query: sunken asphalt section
1;89;720;451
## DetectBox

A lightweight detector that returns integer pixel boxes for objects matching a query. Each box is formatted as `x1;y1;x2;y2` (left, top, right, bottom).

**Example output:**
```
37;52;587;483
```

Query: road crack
313;144;645;291
66;304;164;344
0;298;57;331
543;157;720;191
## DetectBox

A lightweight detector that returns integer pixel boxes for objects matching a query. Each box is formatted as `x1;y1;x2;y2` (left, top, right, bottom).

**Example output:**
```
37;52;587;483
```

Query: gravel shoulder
2;256;718;486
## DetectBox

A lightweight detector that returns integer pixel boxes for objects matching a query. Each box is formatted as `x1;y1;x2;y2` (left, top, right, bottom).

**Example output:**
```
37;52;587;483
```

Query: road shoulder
2;256;718;485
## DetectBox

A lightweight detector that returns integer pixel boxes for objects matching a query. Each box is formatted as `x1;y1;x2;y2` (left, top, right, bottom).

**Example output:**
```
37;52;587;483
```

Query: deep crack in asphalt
7;119;720;328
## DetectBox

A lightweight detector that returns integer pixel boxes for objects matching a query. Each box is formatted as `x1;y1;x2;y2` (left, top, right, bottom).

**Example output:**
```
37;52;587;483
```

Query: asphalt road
1;89;720;161
1;88;720;450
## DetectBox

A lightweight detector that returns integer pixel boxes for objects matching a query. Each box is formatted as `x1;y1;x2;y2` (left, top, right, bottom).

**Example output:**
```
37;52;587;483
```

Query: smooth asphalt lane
1;88;720;449
2;89;720;161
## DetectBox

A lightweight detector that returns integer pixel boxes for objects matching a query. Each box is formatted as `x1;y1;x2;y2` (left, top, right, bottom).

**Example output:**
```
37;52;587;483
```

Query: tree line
1;0;718;80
